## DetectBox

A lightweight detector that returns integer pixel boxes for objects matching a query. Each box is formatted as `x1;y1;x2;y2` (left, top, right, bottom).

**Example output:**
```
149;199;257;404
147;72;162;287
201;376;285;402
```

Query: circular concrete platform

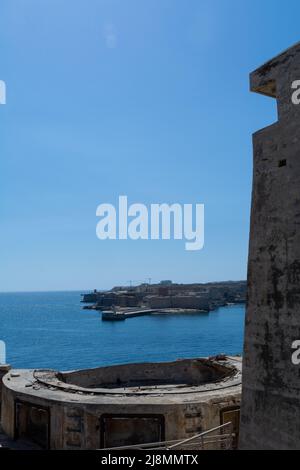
1;356;242;449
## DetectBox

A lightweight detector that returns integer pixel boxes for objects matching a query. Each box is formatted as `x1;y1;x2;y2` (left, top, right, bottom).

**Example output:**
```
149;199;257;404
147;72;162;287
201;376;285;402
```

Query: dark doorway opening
100;414;165;449
15;401;50;449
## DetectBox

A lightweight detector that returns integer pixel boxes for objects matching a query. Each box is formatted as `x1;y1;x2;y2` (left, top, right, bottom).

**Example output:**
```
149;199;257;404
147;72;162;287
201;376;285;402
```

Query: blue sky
0;0;297;292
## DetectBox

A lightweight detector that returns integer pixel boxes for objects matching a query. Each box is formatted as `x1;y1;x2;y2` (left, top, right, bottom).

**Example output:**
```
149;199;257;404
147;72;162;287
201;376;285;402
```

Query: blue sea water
0;291;245;371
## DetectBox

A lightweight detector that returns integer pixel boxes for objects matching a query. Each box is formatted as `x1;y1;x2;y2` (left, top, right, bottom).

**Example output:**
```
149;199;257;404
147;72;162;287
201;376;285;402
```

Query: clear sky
0;0;297;292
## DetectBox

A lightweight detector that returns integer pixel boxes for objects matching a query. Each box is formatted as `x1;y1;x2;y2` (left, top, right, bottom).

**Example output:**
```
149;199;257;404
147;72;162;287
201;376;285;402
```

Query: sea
0;291;245;371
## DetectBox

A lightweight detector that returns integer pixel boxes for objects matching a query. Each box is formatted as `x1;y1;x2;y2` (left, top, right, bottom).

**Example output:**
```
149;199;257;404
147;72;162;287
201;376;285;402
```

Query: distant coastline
81;280;246;316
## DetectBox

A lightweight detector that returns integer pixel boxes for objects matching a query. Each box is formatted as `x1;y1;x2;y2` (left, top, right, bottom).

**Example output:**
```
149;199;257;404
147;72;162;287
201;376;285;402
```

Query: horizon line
0;279;247;295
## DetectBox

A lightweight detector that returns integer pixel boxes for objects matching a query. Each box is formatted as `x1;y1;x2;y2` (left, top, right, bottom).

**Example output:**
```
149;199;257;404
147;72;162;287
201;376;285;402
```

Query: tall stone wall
240;42;300;449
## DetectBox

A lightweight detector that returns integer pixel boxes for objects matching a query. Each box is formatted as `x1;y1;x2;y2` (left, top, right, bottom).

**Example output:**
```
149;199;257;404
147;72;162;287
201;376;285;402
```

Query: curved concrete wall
60;359;231;389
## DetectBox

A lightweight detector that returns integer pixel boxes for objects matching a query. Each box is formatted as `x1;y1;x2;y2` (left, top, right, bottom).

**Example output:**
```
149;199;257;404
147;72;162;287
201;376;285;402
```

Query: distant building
146;294;210;311
82;281;246;311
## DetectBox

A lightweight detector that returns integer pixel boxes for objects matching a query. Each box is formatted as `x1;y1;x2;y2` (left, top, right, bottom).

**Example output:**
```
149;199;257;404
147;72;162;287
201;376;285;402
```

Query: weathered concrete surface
1;357;241;449
58;358;234;391
240;42;300;449
0;365;11;419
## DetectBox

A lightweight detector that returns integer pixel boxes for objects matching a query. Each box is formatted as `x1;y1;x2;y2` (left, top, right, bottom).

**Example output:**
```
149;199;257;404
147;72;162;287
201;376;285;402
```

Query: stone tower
240;42;300;450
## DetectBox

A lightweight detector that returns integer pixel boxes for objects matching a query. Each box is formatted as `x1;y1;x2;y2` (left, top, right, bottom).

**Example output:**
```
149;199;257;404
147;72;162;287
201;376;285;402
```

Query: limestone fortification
1;357;241;449
240;42;300;449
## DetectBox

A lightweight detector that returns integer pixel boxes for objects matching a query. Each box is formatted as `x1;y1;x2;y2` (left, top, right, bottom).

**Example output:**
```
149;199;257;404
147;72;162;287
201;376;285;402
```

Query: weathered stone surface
1;357;241;449
0;365;11;419
240;41;300;450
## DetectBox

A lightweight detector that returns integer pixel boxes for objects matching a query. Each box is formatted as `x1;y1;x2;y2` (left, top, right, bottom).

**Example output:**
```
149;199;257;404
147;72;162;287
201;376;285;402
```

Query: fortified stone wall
240;42;300;450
